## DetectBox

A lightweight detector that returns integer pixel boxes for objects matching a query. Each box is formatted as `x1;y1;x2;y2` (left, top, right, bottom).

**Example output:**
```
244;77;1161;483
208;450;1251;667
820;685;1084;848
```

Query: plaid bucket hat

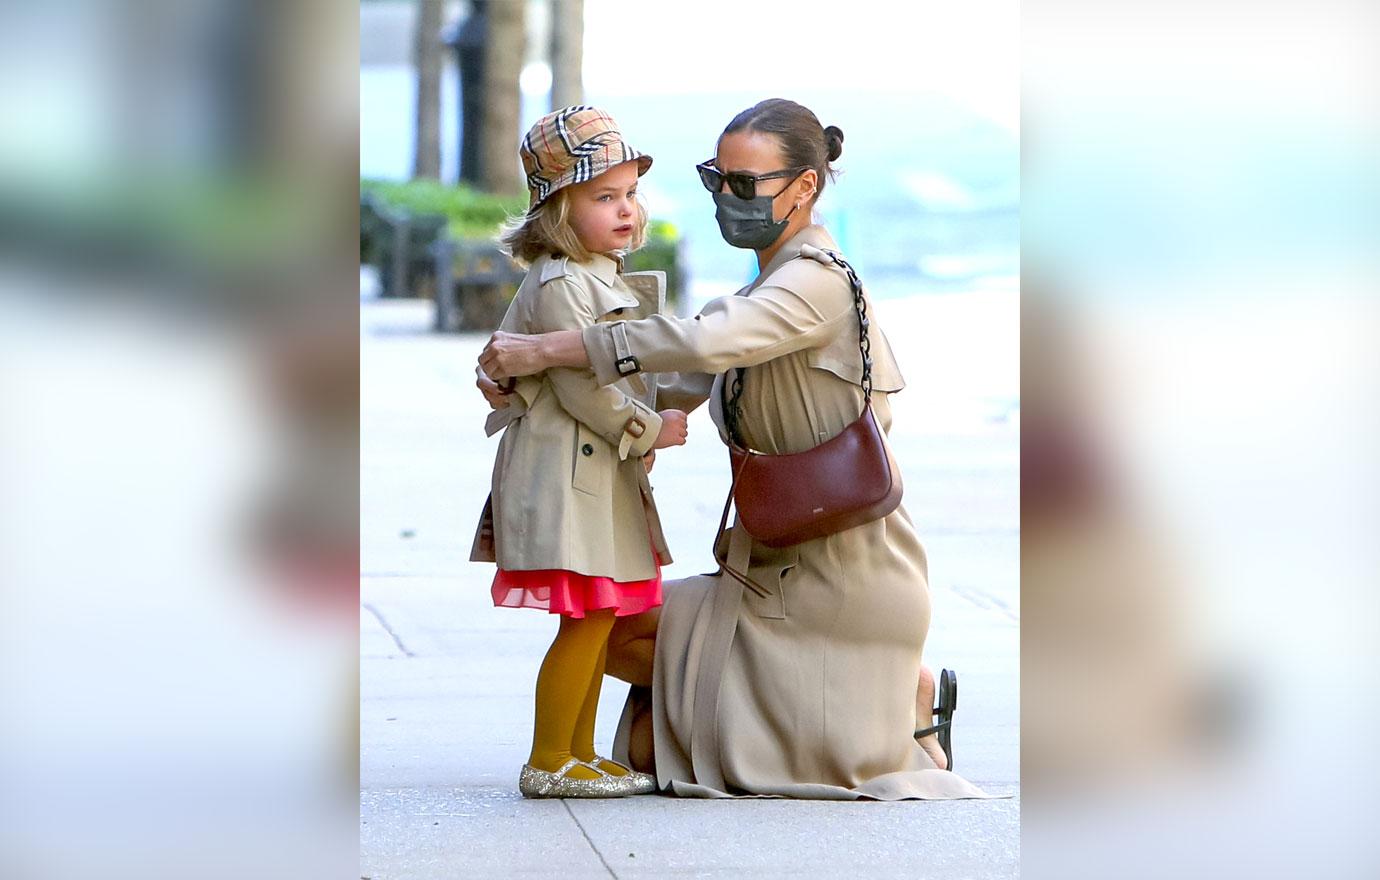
520;105;653;212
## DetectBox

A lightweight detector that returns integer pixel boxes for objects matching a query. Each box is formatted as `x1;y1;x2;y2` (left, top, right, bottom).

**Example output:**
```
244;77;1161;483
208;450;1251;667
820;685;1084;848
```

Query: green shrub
360;179;683;307
360;178;526;240
625;220;683;306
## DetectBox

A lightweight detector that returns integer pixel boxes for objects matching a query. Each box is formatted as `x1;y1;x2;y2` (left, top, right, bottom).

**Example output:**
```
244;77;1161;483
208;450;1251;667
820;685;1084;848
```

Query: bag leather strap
723;247;872;448
711;448;772;598
711;246;871;589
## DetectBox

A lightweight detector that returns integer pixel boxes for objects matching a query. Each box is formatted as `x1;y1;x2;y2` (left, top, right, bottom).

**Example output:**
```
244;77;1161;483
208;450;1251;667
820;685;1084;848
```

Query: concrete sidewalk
360;298;1020;879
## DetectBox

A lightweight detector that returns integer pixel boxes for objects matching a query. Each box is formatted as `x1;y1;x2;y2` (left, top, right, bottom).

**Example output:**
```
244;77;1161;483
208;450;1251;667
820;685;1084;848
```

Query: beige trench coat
470;252;672;581
585;225;992;799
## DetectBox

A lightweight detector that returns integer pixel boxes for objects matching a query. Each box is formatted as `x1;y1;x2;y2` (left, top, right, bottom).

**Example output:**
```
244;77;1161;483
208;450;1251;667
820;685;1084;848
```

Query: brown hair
720;98;843;207
497;188;650;268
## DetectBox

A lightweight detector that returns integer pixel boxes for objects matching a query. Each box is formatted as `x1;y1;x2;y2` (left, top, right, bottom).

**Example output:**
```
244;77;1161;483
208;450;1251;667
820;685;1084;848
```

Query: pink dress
491;562;663;618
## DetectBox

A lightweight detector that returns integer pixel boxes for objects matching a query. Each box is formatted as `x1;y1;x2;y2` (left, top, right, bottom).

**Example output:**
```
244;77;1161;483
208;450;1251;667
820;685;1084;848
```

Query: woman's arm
478;260;854;387
654;371;715;415
581;270;853;385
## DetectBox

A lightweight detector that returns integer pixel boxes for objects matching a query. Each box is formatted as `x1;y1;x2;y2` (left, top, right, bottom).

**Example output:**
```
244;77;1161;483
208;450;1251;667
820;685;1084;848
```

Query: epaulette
538;255;573;285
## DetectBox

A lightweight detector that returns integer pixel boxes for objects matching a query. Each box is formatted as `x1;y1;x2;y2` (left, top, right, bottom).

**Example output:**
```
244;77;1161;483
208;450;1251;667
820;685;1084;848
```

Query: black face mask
712;190;801;250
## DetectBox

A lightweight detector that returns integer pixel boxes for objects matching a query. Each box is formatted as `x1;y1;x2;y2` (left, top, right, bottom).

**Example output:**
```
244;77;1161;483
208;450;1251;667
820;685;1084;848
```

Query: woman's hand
643;449;656;474
478;328;590;380
478;331;549;382
475;371;511;410
652;409;688;450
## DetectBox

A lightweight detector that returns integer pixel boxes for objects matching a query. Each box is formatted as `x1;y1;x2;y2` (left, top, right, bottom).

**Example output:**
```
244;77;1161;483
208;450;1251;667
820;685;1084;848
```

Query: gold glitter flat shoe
590;756;658;795
518;758;630;799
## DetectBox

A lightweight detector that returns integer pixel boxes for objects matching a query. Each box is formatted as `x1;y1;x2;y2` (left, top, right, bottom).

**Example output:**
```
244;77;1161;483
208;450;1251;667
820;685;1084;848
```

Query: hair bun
823;125;844;162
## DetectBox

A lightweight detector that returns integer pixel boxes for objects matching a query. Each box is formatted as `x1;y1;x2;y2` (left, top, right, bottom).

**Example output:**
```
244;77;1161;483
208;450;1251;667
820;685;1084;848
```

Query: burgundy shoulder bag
714;247;903;554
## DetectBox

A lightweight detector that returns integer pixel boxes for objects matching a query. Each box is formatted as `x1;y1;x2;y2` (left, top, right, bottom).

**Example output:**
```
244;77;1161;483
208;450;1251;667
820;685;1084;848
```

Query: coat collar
537;252;638;316
583;251;623;287
619;270;665;319
747;224;839;293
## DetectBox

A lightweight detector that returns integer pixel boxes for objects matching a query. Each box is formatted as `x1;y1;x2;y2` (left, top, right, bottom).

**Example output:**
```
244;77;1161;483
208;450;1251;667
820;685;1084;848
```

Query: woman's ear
799;168;819;202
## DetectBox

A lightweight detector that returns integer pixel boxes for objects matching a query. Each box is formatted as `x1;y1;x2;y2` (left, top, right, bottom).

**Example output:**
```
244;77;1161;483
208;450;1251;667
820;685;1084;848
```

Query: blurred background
0;2;359;878
1022;1;1380;878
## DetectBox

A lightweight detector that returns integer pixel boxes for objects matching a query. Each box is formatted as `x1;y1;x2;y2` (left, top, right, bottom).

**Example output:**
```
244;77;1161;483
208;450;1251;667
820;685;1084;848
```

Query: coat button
581;443;594;456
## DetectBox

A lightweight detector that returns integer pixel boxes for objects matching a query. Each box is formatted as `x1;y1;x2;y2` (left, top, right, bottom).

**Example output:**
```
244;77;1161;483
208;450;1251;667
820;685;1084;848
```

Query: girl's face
714;130;818;224
566;160;641;255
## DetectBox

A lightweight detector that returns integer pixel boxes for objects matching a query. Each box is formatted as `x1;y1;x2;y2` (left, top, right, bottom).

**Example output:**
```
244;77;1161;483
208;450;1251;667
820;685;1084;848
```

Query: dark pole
443;1;488;186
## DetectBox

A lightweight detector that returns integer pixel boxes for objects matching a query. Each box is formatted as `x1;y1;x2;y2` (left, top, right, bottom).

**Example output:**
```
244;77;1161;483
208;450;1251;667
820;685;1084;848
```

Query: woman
478;99;988;800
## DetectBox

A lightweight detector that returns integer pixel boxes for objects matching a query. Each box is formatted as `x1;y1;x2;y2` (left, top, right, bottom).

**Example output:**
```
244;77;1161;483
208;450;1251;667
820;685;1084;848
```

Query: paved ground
360;296;1020;879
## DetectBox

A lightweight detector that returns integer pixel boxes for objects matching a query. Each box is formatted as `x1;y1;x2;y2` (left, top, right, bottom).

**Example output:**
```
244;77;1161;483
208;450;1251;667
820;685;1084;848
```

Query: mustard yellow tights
528;609;633;780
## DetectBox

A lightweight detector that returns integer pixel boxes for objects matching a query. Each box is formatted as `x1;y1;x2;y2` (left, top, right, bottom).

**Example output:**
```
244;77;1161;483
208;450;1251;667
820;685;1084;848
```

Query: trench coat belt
687;516;754;791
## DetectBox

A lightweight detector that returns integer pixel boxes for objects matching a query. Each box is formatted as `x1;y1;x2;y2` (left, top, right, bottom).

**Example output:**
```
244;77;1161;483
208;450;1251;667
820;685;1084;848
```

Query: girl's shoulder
513;252;576;290
536;253;621;290
524;254;637;328
519;253;600;300
535;253;577;287
513;253;587;308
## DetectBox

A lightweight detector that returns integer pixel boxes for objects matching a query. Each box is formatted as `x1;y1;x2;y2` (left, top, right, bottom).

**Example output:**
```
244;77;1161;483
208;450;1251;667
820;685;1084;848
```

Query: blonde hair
498;188;650;268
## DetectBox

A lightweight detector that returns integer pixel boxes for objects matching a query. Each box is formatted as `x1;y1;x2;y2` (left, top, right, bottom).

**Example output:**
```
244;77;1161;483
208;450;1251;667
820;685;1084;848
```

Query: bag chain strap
723;250;872;447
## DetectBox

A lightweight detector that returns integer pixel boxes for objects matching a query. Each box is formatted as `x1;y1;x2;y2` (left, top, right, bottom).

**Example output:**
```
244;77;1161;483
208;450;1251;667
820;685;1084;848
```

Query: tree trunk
412;0;444;180
549;0;584;111
480;0;526;196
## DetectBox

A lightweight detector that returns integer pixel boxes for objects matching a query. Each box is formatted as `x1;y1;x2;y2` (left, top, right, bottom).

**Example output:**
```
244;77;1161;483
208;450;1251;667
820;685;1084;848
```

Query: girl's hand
476;372;511;410
652;409;688;450
478;330;547;381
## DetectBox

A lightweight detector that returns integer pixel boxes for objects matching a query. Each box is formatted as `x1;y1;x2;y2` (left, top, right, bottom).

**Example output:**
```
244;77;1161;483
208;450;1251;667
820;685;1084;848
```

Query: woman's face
566;159;641;254
714;131;818;223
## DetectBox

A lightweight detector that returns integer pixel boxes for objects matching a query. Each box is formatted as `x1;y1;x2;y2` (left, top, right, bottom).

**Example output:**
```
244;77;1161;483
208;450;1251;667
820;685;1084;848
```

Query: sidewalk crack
946;583;1020;623
362;602;415;657
562;800;618;879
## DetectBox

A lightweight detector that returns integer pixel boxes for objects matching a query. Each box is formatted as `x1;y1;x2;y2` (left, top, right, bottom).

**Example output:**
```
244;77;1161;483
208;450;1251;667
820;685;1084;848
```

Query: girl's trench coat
583;225;993;800
470;252;672;582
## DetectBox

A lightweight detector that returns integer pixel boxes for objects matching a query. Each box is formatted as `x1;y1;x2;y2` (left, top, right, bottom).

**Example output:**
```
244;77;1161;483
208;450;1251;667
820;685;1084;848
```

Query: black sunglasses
696;159;810;201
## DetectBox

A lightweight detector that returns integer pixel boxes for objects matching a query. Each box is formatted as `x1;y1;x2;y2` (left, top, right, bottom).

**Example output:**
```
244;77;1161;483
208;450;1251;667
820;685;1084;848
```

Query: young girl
470;106;688;798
